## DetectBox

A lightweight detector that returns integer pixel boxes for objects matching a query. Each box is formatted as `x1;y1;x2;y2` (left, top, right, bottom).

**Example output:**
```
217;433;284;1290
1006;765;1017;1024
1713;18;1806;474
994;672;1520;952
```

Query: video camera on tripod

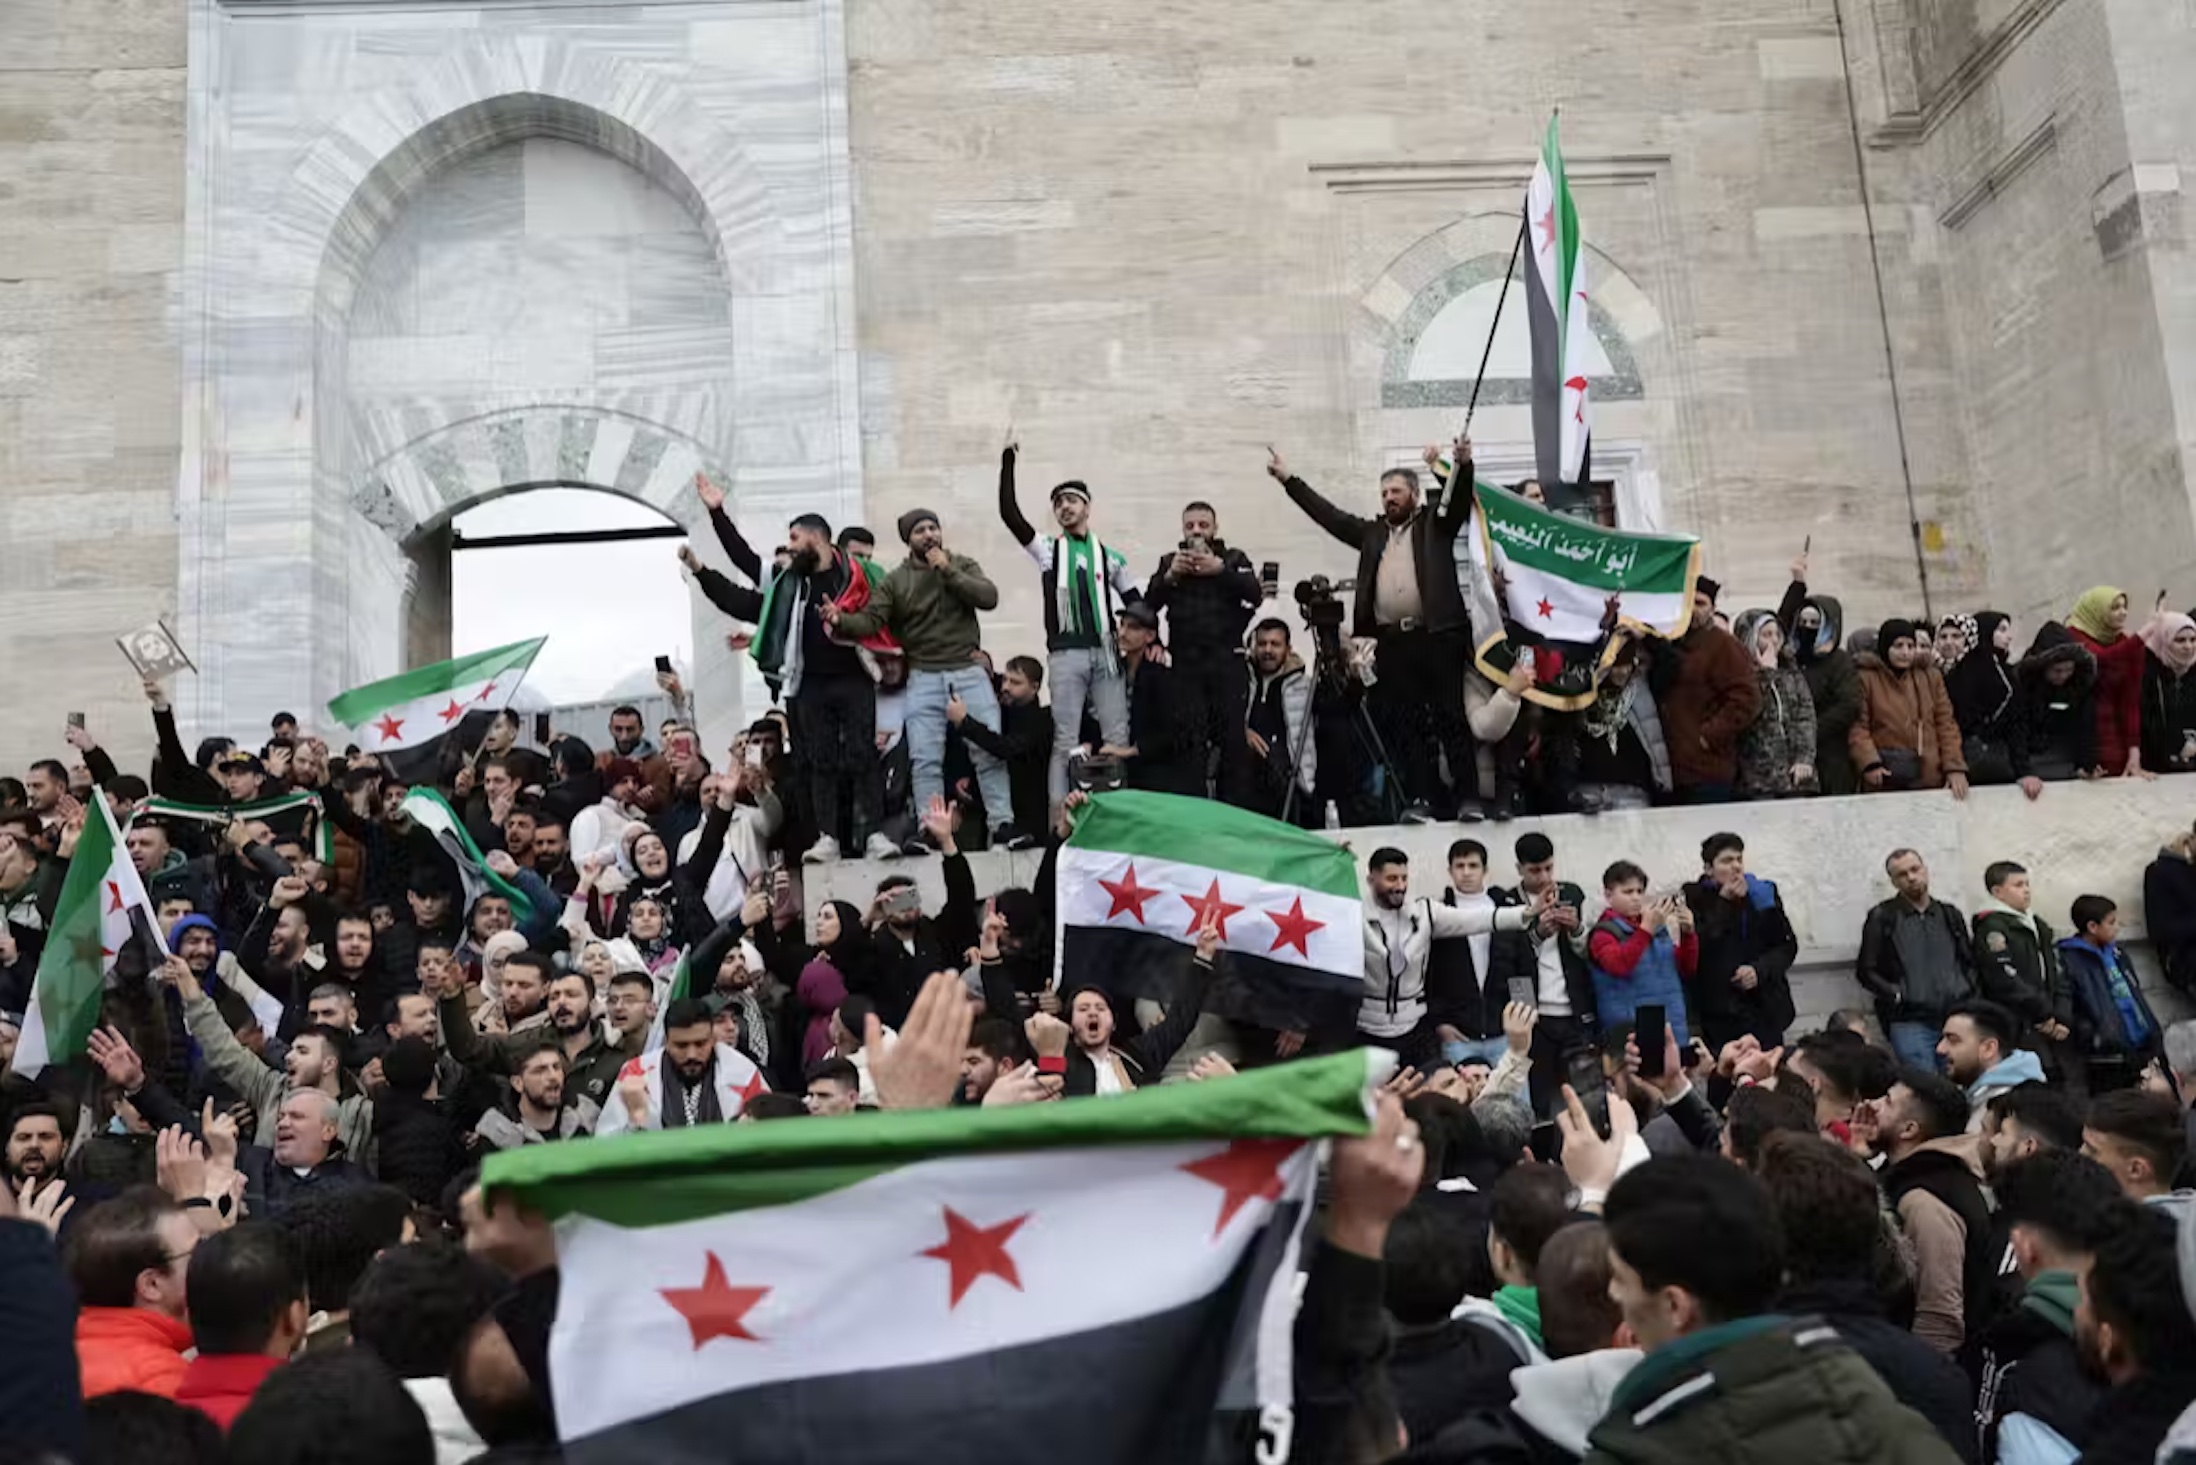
1292;574;1358;692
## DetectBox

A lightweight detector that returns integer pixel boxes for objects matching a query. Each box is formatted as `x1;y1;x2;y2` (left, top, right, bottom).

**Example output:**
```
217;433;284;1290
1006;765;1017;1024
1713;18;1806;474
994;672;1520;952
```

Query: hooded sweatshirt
1965;1047;2047;1112
1780;588;1863;794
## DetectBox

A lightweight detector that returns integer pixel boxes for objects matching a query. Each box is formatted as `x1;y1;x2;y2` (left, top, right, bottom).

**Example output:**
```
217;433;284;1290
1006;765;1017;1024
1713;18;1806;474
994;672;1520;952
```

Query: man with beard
1229;618;1316;820
442;968;628;1115
570;758;646;868
1856;1069;1993;1357
529;816;577;897
170;954;375;1164
996;436;1145;812
824;506;1025;851
2070;1203;2196;1465
1936;998;2046;1120
1360;847;1540;1071
1973;1149;2120;1465
1139;500;1264;797
436;950;551;1077
759;513;886;864
1062;917;1221;1097
1270;440;1476;823
958;1018;1031;1106
5;1103;66;1208
475;1041;595;1149
606;705;656;762
598;997;768;1134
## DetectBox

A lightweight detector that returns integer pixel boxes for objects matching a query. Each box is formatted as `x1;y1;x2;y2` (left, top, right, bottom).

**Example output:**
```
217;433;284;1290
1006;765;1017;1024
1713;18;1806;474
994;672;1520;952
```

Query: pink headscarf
796;957;850;1068
2145;611;2196;677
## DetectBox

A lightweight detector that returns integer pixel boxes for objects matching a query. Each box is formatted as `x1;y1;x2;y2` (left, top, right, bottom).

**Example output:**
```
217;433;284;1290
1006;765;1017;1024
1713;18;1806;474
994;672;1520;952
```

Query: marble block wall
173;0;864;759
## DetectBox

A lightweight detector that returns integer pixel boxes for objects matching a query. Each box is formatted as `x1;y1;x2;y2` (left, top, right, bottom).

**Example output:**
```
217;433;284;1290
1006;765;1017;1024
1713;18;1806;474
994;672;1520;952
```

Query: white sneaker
863;833;901;862
801;835;841;865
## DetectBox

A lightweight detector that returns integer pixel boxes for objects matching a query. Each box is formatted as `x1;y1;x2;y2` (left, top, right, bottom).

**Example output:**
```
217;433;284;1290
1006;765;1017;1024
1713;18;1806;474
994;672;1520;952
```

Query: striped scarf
1056;531;1120;665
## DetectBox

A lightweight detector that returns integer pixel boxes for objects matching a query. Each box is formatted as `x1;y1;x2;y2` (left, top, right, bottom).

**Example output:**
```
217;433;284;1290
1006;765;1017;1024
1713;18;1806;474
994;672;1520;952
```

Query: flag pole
1462;218;1528;436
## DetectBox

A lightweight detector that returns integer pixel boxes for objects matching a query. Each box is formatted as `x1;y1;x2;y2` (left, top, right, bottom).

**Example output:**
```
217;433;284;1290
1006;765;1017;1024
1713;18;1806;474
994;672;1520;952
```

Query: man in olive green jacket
825;508;1023;846
1583;1155;1960;1465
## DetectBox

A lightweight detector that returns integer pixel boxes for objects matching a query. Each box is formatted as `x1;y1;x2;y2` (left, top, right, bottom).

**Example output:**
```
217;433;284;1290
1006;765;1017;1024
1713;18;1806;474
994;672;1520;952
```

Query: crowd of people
2;437;2196;1463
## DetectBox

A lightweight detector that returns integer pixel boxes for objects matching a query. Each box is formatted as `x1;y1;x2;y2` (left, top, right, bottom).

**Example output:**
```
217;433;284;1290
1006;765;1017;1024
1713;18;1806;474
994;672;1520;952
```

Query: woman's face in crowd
2175;626;2196;659
628;898;665;940
2109;593;2130;631
1752;619;1782;664
816;904;841;945
1886;636;1916;670
2046;660;2076;687
1993;619;2015;653
635;834;669;879
1934;622;1966;664
580;943;612;983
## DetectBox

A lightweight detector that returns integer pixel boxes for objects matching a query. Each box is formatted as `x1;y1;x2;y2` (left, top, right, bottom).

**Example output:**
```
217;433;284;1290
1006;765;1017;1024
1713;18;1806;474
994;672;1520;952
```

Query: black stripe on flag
1059;926;1359;1037
566;1237;1280;1465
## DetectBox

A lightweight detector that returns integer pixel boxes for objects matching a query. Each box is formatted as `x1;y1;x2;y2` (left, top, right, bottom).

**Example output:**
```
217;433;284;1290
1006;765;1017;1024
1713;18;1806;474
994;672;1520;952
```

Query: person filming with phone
1587;861;1699;1049
1139;500;1264;798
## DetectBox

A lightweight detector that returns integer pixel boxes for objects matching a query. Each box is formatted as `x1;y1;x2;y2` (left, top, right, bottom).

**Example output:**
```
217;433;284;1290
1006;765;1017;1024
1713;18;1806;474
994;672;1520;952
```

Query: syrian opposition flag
481;1048;1389;1462
11;797;168;1078
1471;481;1701;710
1054;792;1362;1036
1527;114;1592;490
137;790;331;862
326;637;544;783
400;787;541;927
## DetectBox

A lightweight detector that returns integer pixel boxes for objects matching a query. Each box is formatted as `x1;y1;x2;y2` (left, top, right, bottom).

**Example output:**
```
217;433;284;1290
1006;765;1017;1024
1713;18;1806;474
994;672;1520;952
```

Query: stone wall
0;0;186;773
805;780;2196;1029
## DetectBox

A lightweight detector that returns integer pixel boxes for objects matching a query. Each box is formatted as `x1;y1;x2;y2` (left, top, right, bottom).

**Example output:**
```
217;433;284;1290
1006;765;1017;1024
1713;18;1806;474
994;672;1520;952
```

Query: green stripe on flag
1474;481;1695;594
1546;115;1578;354
1064;791;1358;900
484;1049;1381;1228
401;788;540;926
26;799;124;1068
326;636;545;728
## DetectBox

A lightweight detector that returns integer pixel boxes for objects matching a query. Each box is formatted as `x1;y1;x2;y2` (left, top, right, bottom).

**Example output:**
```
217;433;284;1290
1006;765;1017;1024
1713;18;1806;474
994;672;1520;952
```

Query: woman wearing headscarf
2066;587;2152;778
1779;589;1862;796
2141;611;2196;775
1731;611;1817;798
2015;624;2099;780
1850;619;1969;797
1944;612;2042;799
795;900;871;1069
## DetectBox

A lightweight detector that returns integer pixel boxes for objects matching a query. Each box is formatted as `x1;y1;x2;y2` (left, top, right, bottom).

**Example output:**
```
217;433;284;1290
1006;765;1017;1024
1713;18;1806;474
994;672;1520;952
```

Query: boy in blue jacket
2057;894;2163;1092
1587;861;1698;1047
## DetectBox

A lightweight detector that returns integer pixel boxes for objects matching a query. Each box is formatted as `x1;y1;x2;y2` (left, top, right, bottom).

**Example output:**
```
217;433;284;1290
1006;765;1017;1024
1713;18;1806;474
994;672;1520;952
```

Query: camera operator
1269;438;1477;824
1227;618;1317;822
1140;500;1263;797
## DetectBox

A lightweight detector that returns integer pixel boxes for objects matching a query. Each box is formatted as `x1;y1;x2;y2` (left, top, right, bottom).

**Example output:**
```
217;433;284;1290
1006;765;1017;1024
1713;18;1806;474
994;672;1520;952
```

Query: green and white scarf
1056;532;1123;662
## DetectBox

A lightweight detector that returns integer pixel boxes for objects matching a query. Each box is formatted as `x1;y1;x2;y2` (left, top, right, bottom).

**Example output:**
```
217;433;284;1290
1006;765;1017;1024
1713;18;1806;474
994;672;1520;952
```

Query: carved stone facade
3;0;2195;765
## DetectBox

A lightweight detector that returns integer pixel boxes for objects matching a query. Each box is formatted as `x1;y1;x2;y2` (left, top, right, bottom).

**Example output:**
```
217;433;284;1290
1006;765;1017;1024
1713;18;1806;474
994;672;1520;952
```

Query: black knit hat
1695;576;1722;606
896;507;940;544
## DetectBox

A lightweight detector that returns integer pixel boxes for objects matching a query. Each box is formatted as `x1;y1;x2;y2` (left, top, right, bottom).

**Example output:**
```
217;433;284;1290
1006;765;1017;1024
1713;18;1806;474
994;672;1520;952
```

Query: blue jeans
906;666;1014;828
1888;1019;1945;1074
1441;1035;1510;1070
1047;646;1128;803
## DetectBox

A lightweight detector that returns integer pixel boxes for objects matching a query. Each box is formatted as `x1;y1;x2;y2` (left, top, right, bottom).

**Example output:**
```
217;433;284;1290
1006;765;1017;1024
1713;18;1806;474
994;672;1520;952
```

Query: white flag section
1526;114;1593;490
547;1140;1321;1441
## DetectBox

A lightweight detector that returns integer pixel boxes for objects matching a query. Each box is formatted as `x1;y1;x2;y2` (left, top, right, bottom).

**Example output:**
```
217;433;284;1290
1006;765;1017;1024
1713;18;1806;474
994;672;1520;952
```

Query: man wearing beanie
825;509;1028;849
996;434;1144;808
1654;575;1761;803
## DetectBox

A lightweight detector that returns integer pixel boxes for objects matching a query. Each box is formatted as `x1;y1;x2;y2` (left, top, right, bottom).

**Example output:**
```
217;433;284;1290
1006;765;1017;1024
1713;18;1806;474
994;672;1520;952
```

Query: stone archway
174;16;862;750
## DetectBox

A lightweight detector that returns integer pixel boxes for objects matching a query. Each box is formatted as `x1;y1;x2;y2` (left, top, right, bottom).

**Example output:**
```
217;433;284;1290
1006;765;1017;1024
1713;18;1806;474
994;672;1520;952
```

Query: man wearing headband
996;433;1145;809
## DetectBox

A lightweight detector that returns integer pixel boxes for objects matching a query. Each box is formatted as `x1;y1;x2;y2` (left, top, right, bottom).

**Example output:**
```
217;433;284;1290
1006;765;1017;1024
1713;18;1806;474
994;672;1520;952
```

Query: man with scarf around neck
1267;437;1477;824
1582;1155;1960;1465
1682;832;1798;1055
1973;861;2079;1090
996;434;1145;812
600;996;768;1135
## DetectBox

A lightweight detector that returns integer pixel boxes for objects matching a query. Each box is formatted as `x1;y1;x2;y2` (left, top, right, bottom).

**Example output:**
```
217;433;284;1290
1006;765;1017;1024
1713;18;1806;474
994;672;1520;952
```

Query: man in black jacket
1109;604;1195;796
2143;826;2196;999
859;803;980;1030
2070;1202;2196;1465
1857;849;1978;1073
949;656;1052;842
1490;832;1596;1118
1269;439;1477;823
1683;833;1799;1053
1140;500;1263;798
1060;922;1217;1095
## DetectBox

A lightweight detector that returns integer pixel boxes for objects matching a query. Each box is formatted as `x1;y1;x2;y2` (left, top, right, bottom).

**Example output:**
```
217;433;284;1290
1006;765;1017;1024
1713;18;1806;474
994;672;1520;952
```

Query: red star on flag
1565;374;1590;425
660;1253;770;1349
474;681;499;702
106;880;125;916
920;1206;1031;1308
1263;896;1326;959
1182;1139;1302;1238
1098;863;1162;924
1536;598;1555;620
372;713;405;743
437;699;467;725
1535;197;1556;253
1179;879;1245;942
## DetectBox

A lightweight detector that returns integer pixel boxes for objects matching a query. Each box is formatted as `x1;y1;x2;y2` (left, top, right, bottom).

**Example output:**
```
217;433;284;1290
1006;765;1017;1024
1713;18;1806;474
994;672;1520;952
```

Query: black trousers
789;675;879;848
1371;626;1477;809
1175;649;1250;799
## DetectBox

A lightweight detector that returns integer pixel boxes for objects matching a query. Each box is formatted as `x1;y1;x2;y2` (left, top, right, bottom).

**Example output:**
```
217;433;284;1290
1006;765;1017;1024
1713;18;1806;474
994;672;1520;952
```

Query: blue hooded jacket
2056;935;2160;1060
